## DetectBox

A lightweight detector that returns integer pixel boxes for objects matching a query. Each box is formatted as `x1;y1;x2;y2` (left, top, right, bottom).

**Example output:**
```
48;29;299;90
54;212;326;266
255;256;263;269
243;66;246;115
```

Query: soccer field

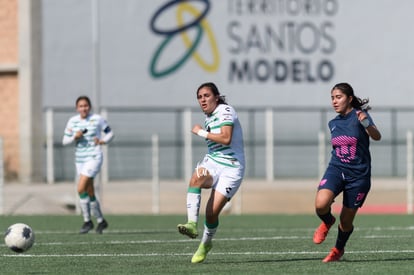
1;214;414;274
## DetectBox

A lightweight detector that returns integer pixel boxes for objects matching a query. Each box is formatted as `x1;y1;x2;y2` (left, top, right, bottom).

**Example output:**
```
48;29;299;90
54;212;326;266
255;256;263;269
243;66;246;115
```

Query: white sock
90;199;104;223
79;195;91;222
187;187;201;224
201;223;218;244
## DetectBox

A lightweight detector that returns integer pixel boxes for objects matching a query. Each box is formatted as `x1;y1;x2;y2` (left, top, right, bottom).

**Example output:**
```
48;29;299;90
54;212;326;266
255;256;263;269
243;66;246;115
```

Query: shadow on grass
218;256;414;264
102;230;176;235
343;257;414;263
215;257;321;264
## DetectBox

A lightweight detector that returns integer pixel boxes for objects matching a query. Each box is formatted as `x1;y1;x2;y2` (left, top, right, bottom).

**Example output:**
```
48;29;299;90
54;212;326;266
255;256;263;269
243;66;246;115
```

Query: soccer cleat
191;242;212;263
79;221;94;234
96;219;108;234
313;216;336;244
177;222;198;239
322;247;344;262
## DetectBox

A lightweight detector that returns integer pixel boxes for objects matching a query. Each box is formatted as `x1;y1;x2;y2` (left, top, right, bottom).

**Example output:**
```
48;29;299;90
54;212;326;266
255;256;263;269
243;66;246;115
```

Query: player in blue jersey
313;83;381;262
177;82;245;263
62;96;114;234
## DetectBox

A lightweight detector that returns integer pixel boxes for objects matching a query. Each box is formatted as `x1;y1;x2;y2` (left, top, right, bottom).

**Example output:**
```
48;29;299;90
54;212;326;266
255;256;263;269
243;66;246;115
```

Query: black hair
332;82;371;111
196;82;227;105
75;95;92;108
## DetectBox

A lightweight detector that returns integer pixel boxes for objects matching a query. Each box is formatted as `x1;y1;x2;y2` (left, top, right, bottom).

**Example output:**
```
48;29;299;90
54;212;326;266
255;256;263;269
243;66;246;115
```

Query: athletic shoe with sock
177;222;198;239
322;247;344;262
79;221;94;234
191;242;212;263
313;217;336;244
96;219;108;234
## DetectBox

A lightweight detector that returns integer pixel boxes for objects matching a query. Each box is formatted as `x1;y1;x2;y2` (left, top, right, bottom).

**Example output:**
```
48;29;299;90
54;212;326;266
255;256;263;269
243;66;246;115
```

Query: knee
339;222;354;232
315;201;330;214
189;168;209;188
77;185;86;193
339;217;355;231
189;174;202;188
315;190;334;214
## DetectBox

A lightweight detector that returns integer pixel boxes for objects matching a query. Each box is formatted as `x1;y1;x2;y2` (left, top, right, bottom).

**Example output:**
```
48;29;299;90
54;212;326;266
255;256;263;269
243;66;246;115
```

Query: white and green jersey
63;113;111;164
204;104;245;167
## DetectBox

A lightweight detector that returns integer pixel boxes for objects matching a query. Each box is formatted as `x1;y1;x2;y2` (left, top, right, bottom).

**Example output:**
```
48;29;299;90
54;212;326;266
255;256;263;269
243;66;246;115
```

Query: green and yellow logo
149;0;220;78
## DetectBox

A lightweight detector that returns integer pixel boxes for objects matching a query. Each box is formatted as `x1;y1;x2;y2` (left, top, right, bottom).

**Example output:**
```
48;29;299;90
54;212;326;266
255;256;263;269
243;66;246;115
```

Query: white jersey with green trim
63;113;109;164
204;104;245;167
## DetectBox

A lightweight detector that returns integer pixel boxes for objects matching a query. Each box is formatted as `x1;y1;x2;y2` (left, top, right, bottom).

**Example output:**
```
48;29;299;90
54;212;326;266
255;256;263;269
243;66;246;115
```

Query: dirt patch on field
2;178;408;215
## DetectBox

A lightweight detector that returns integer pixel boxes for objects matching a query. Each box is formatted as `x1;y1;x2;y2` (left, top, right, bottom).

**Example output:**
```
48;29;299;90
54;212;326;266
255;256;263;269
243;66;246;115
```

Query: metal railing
44;106;414;183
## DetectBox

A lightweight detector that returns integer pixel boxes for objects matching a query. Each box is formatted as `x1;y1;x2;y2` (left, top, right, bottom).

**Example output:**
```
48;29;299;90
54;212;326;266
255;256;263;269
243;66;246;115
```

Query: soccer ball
4;223;35;253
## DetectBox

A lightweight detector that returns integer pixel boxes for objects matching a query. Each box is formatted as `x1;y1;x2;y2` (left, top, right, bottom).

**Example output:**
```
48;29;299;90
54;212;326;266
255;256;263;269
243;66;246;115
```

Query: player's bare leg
191;190;227;263
178;166;213;239
314;189;336;244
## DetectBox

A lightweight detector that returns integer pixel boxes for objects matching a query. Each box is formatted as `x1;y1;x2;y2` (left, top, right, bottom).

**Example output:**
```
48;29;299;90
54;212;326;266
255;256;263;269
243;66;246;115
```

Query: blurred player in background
177;82;245;263
62;96;114;234
314;83;381;262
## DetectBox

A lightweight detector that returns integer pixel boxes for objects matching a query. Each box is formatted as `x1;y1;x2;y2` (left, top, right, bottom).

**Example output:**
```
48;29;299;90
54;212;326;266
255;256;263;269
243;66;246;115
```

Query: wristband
197;129;208;138
360;118;369;128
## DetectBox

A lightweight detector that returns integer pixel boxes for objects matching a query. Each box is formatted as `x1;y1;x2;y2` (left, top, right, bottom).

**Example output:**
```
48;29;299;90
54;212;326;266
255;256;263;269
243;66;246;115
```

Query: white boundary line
20;225;414;235
3;250;414;258
2;227;414;258
0;234;411;249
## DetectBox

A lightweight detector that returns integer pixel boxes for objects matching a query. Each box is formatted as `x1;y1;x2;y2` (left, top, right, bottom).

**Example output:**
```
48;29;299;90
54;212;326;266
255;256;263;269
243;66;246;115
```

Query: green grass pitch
1;214;414;274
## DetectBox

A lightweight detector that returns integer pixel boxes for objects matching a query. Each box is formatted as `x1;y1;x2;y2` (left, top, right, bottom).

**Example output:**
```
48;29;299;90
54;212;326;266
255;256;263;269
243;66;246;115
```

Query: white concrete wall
41;0;414;109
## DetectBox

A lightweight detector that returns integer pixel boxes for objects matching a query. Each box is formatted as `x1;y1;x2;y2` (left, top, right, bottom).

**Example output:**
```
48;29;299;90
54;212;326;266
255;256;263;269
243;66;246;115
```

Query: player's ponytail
332;82;371;111
354;97;371;111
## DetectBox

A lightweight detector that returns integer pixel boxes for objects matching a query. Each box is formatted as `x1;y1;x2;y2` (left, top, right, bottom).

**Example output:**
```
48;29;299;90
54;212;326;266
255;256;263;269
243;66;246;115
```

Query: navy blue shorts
318;165;371;209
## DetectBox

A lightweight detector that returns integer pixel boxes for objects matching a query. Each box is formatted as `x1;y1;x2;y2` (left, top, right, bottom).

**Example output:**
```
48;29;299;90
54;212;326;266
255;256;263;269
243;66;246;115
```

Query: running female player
177;82;245;263
62;96;114;234
313;83;381;262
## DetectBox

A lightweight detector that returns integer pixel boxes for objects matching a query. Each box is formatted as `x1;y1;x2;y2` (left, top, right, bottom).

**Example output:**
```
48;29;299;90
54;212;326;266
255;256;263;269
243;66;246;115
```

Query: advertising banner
42;0;414;108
